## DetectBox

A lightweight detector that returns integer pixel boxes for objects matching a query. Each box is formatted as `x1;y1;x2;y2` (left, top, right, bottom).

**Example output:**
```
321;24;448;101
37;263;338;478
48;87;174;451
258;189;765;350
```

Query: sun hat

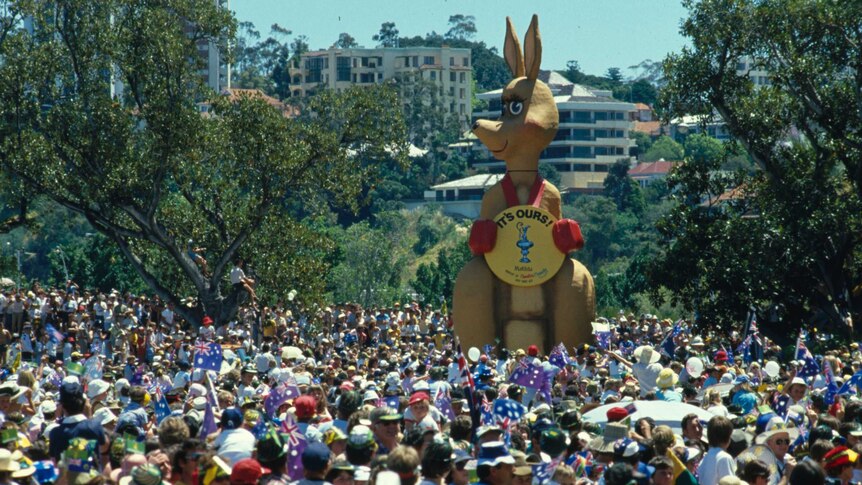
510;450;532;476
690;336;705;347
733;375;750;386
755;416;799;444
633;346;660;365
589;422;630;453
824;446;858;472
119;464;162;485
655;369;678;389
362;390;380;403
230;458;267;485
0;449;20;472
477;441;515;467
86;379;110;400
92;407;117;426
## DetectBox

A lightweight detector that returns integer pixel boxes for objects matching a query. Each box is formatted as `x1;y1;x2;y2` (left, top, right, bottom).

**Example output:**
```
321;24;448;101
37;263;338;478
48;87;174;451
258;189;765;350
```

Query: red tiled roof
633;121;662;136
629;161;677;176
224;89;300;118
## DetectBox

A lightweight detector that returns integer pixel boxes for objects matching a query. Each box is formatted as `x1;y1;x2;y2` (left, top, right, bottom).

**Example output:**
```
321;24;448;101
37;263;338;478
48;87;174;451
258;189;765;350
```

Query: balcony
595;119;631;129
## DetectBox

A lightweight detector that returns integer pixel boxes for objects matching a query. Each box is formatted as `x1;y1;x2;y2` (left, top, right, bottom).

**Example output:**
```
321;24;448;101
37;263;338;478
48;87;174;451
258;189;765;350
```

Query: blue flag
434;387;456;421
252;418;268;440
823;360;839;405
773;394;790;418
193;341;223;372
383;395;400;410
796;338;820;378
509;359;545;389
548;343;571;369
199;400;217;439
45;324;64;343
153;388;171;425
264;378;301;417
837;369;862;396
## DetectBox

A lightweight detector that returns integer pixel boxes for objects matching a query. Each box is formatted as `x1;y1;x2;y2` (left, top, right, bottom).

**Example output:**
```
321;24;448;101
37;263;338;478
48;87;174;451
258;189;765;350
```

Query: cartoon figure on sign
452;15;596;353
515;223;533;263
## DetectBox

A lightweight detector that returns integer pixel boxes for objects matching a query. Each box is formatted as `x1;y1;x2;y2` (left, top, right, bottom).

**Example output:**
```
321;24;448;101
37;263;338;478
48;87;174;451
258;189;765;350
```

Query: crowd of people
0;282;858;485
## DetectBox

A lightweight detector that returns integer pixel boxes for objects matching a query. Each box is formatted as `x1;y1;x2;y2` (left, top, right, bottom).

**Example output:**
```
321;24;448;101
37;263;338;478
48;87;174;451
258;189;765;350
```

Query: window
615;147;625;155
463;57;469;66
450;72;456;82
594;112;608;121
594;165;609;172
554;129;569;141
450;102;456;113
571;129;591;140
450;57;455;66
595;147;609;155
413;56;419;67
572;146;592;158
594;130;608;138
430;71;436;81
449;87;455;96
572;111;592;123
424;56;435;65
336;57;351;82
542;146;569;158
377;73;383;80
460;104;465;114
737;62;747;71
459;88;465;99
460;72;466;83
573;164;592;172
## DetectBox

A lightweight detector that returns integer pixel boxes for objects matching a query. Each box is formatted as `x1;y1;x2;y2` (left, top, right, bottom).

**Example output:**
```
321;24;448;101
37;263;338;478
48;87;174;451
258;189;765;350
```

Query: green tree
657;0;862;330
564;60;585;84
644;136;684;162
329;221;407;306
539;163;561;188
683;133;725;163
445;15;477;41
335;32;357;48
603;159;645;215
411;240;471;305
630;131;653;160
0;0;408;325
606;67;623;84
630;79;658;106
373;22;399;47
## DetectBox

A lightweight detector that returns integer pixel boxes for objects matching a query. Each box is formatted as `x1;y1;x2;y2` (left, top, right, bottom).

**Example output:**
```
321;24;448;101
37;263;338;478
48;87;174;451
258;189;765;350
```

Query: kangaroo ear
504;17;525;78
523;14;542;80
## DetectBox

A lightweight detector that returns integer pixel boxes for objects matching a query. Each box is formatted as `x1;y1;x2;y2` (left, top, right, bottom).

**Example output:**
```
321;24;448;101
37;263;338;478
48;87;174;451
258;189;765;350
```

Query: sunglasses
774;439;790;446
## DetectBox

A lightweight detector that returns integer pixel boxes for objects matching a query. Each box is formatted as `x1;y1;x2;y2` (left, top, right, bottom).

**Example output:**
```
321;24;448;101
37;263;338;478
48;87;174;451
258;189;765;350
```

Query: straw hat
0;449;21;472
633;346;660;365
588;422;629;453
655;368;678;390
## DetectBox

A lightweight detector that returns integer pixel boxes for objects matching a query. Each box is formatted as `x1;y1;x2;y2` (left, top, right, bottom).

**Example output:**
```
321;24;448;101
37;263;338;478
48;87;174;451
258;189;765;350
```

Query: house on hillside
629;160;678;187
403;173;504;219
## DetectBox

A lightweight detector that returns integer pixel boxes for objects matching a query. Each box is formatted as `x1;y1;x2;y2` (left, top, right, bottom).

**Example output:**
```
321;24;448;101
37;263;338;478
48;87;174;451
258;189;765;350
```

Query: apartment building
296;46;473;126
472;72;637;192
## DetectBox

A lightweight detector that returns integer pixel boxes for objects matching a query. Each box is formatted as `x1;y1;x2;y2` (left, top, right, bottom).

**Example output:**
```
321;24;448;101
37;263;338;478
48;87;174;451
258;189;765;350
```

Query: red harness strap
501;173;545;208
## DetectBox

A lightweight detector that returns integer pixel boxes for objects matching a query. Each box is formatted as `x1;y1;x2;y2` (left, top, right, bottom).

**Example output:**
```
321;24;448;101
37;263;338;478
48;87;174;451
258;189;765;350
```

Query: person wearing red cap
824;446;858;484
527;345;540;357
230;458;268;485
714;350;729;364
606;407;629;423
294;395;317;434
199;315;215;341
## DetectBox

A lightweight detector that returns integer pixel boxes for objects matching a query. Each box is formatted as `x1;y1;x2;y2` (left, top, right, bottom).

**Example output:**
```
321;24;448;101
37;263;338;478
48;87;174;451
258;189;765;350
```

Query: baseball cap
220;408;243;430
409;392;430;406
369;407;401;424
230;459;267;485
613;438;641;459
347;425;376;449
301;442;331;473
294;395;317;420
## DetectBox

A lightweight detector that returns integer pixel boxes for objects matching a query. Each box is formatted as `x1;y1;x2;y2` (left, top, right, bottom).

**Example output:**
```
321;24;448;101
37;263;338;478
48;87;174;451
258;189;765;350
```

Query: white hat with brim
588;422;630;453
0;449;21;472
755;417;799;444
655;369;679;389
633;346;660;365
477;441;516;467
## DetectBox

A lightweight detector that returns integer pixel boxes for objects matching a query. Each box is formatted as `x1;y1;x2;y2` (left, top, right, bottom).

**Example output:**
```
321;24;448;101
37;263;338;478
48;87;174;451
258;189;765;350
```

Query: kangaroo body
452;15;596;353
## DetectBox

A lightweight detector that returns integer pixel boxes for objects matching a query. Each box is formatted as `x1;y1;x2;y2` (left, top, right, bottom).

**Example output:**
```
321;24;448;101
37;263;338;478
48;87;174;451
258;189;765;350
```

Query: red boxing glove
469;219;497;255
552;218;584;253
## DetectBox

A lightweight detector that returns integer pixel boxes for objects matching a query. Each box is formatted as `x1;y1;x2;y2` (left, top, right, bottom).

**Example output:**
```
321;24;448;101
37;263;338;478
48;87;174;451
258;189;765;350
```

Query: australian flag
510;358;546;390
281;413;307;481
383;395;400;410
549;343;571;369
660;321;683;359
193;341;223;372
434;387;456;421
823;360;839;405
796;334;820;378
264;379;301;417
534;456;563;485
456;340;478;434
837;369;862;396
773;394;790;418
737;309;762;364
153;387;171;425
45;324;64;343
480;394;494;425
199;400;217;439
591;322;611;350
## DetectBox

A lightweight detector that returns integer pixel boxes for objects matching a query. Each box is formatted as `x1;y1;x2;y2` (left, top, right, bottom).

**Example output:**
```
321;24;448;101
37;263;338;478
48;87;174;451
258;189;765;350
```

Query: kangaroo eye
507;101;524;116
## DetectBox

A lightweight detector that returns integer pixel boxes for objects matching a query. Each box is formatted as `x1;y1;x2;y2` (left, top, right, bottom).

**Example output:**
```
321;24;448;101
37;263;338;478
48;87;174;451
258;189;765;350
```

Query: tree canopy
653;0;862;331
0;0;408;325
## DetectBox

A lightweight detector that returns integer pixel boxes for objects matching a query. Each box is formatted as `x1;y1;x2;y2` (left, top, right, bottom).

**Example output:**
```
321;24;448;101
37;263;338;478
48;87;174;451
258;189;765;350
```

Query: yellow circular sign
485;205;565;287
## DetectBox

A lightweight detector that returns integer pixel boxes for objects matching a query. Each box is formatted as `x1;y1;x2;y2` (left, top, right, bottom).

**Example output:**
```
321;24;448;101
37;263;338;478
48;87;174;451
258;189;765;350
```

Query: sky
231;0;691;77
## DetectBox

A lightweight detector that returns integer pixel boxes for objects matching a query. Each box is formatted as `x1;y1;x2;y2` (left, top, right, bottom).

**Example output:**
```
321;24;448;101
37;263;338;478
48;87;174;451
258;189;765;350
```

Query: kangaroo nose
472;121;480;131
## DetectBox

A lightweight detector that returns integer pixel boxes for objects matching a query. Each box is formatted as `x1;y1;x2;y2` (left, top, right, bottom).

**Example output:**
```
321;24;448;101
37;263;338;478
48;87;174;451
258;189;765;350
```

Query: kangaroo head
473;15;559;172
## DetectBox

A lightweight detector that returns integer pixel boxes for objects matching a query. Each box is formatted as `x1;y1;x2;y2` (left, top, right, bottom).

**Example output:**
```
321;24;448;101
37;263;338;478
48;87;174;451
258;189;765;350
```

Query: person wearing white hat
607;345;662;397
86;379;111;402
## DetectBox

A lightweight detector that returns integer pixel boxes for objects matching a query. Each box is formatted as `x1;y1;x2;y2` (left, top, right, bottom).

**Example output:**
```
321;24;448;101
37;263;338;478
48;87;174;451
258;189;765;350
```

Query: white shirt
161;308;174;325
698;447;737;485
632;362;662;397
230;267;245;285
212;427;256;465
